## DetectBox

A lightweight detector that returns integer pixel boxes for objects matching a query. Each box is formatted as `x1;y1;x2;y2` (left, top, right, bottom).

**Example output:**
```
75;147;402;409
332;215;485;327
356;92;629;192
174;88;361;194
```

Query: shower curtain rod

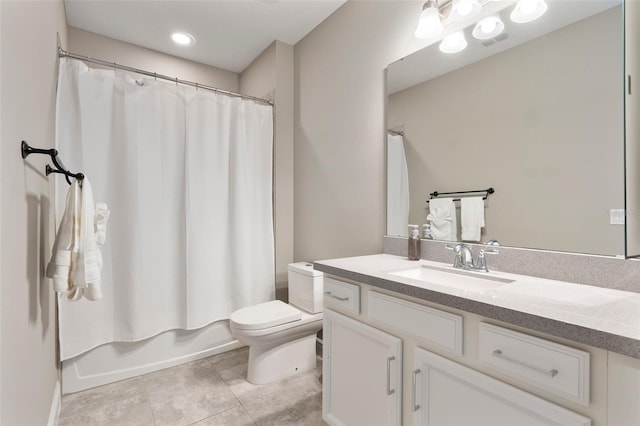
57;47;274;106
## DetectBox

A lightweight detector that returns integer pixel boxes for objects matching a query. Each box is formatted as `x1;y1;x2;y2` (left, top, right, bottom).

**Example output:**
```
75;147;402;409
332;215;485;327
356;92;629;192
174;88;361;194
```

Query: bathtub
61;320;243;394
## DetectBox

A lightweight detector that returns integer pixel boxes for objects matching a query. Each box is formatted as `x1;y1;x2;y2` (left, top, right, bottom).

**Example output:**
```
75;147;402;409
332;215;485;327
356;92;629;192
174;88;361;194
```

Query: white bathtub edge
62;339;244;394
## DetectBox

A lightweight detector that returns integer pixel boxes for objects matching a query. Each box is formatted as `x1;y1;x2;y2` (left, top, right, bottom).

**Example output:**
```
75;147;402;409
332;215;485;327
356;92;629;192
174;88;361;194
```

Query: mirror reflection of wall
387;4;624;256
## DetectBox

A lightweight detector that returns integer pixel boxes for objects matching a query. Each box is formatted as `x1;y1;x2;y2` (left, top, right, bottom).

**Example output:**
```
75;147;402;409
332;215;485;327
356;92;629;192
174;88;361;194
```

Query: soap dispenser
408;224;421;261
422;223;432;239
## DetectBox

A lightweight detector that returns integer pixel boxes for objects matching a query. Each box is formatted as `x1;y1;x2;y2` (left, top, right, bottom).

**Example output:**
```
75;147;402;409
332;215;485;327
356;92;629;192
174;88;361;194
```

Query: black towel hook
21;140;84;185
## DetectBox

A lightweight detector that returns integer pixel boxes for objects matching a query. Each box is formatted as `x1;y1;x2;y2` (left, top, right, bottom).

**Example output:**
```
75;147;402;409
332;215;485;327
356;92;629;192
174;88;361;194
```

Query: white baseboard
47;380;61;426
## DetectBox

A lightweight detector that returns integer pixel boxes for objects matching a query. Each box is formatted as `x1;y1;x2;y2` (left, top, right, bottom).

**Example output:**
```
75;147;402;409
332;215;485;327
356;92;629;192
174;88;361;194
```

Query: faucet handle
481;239;500;255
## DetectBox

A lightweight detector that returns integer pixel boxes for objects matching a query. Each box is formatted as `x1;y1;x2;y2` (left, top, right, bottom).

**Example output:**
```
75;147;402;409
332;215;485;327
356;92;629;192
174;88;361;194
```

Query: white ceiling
64;0;346;73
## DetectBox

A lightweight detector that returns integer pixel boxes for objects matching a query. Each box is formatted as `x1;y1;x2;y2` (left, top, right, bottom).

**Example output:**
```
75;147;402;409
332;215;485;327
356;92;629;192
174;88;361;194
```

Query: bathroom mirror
386;0;626;256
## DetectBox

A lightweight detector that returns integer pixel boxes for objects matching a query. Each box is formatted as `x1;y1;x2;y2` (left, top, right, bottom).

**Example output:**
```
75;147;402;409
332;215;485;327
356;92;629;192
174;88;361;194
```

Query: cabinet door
323;309;402;426
411;347;590;426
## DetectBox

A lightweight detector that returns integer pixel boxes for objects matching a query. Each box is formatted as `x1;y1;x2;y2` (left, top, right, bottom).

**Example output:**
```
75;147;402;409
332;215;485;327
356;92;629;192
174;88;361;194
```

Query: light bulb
456;0;473;16
472;15;504;40
449;0;481;22
520;0;538;15
171;32;195;45
415;5;444;39
439;31;468;54
511;0;547;23
481;19;497;34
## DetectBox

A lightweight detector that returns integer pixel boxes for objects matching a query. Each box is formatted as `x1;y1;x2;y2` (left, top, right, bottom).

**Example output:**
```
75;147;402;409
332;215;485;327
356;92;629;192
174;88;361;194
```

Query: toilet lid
230;300;302;330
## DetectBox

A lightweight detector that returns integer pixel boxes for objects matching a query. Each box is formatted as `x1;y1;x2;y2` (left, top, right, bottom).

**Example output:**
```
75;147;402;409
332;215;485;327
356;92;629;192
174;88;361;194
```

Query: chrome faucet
448;240;500;272
453;244;474;269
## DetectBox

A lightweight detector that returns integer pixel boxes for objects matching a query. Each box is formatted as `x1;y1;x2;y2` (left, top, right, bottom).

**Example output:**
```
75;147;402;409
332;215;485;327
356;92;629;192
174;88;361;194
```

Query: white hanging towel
46;180;81;293
47;178;109;301
460;196;485;242
427;198;458;241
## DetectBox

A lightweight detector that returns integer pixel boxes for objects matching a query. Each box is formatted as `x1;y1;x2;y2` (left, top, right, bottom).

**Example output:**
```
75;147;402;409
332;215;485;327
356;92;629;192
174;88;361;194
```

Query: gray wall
241;41;295;289
293;1;432;263
0;1;68;424
388;7;624;256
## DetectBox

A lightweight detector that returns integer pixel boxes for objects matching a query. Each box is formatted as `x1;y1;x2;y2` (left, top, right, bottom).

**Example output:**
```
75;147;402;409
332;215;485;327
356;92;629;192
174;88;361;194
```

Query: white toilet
230;262;323;384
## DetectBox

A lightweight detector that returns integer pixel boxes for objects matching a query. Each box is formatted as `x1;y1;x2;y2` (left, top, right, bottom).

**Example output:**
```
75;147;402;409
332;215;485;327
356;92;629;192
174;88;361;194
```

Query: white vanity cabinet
322;275;599;426
323;308;402;426
412;348;590;426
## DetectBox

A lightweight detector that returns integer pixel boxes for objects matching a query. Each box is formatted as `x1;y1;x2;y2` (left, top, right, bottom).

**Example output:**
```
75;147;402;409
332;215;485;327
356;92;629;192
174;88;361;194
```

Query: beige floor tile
230;362;324;426
143;357;216;393
251;393;324;426
58;394;155;426
145;358;241;426
210;347;249;373
60;376;147;420
56;349;325;426
190;405;256;426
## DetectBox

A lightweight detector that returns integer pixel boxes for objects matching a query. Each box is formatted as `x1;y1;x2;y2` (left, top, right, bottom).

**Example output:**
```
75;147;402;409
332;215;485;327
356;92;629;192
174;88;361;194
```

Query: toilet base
247;333;317;384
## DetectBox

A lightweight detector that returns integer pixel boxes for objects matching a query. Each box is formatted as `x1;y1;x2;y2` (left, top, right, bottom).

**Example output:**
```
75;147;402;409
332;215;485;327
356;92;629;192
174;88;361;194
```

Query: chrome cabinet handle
386;356;396;395
412;369;421;412
492;349;558;378
324;291;349;301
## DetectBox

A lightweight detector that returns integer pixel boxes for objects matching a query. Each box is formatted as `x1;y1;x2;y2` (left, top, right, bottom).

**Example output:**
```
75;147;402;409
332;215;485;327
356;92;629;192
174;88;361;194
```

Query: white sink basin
388;264;515;292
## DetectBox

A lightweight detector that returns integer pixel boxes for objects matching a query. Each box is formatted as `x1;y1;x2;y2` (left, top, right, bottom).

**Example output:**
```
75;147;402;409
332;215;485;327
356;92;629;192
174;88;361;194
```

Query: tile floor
58;347;326;426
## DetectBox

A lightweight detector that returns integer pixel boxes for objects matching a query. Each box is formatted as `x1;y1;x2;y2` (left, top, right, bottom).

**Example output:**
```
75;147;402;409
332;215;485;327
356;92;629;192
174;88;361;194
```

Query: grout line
237;399;259;426
146;396;158;426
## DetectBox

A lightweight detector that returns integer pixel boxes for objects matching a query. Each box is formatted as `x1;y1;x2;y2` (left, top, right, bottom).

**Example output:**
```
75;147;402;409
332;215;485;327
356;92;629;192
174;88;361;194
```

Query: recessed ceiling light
171;32;195;46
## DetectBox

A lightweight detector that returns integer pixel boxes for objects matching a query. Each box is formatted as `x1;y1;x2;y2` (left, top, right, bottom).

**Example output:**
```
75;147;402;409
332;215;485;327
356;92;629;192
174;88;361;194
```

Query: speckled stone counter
314;254;640;359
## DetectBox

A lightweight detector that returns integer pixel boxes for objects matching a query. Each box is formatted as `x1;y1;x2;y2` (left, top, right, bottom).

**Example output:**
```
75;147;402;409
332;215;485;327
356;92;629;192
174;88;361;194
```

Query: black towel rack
427;188;494;203
21;141;84;185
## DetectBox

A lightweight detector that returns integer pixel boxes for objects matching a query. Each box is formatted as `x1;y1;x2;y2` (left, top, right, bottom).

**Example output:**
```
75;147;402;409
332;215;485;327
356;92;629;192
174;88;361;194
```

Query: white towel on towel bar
461;196;485;242
46;180;81;294
46;178;110;301
427;198;458;241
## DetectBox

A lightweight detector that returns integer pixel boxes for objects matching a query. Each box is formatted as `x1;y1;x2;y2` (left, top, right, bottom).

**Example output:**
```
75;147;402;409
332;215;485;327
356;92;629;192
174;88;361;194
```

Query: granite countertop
314;254;640;359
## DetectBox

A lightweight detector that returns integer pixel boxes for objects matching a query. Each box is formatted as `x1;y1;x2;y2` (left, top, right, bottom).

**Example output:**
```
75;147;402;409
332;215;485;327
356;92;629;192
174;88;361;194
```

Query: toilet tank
288;262;323;314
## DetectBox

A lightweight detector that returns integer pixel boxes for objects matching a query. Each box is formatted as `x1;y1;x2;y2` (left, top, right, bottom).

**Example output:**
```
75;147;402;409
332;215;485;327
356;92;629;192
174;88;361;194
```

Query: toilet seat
230;300;302;331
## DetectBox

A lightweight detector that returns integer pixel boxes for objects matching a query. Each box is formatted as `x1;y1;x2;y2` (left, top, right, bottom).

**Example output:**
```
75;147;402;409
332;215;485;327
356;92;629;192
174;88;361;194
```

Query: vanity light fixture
439;31;468;53
449;0;482;22
510;0;548;23
415;0;445;39
171;32;195;46
415;0;549;43
472;15;505;39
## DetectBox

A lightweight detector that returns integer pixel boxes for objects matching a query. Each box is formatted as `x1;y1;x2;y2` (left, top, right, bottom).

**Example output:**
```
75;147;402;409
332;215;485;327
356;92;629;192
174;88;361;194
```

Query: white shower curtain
387;133;410;237
55;58;275;360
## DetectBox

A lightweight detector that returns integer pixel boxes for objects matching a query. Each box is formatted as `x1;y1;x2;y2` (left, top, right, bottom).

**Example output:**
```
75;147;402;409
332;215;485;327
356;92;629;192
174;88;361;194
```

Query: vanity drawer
368;291;463;355
479;323;590;406
323;277;360;314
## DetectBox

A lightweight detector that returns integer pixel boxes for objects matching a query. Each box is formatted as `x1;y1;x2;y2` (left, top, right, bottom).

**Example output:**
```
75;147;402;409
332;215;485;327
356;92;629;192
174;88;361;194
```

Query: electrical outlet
610;209;625;225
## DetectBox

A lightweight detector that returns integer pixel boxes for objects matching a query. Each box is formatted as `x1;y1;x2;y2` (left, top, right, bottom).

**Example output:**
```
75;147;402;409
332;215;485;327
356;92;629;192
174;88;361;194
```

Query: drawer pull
386;356;396;395
412;369;421;412
324;291;349;301
492;349;559;378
